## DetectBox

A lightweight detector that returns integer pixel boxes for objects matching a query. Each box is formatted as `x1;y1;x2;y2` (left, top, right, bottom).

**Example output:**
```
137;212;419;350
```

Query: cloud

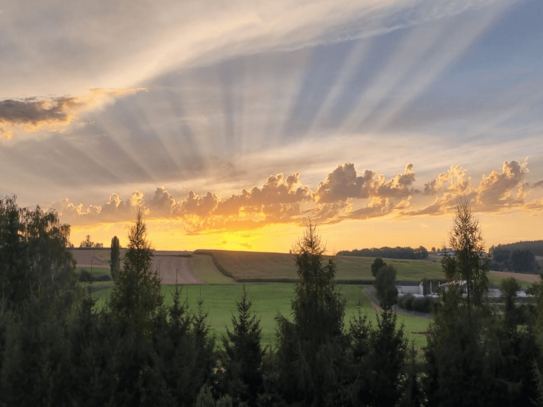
52;159;541;235
533;180;543;188
475;160;528;210
0;88;145;138
404;160;530;217
423;165;470;195
315;163;417;203
0;0;505;101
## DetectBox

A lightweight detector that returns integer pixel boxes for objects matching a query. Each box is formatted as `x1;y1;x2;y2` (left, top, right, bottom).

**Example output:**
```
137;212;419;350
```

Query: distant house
436;248;455;256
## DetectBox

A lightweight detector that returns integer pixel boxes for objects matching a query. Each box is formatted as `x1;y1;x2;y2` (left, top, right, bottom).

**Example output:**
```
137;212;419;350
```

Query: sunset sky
1;0;542;252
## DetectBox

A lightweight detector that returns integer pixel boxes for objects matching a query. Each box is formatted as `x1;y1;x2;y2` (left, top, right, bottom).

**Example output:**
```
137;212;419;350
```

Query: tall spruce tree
274;221;348;405
110;235;120;280
107;211;162;340
220;285;264;406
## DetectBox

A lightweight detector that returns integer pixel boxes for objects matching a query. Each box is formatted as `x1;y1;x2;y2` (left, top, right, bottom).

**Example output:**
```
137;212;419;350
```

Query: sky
1;0;543;252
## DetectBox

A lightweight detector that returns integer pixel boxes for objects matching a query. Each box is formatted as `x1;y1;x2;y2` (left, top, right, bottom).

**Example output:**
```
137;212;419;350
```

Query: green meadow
93;283;430;348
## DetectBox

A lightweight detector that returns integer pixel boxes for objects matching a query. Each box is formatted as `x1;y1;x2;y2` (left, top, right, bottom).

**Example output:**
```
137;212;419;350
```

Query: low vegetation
337;245;429;259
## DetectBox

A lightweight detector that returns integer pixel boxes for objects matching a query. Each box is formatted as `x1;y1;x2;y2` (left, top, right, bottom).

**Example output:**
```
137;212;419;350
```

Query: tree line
2;195;543;406
491;240;543;257
337;246;429;259
491;245;541;273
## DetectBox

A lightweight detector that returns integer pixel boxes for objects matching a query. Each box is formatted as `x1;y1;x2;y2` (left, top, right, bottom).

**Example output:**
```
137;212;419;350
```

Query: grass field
93;284;430;348
193;250;532;287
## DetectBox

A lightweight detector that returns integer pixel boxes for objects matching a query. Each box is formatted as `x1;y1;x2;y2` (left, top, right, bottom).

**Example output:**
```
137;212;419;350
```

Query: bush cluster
398;294;437;313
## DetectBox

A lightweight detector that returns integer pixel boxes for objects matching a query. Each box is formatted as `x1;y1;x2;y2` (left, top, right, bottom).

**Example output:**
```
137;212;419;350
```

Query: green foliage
442;197;490;316
0;195;76;308
338;246;429;259
107;211;162;340
110;235;120;280
219;285;264;406
491;240;543;257
346;303;411;406
371;257;386;277
491;246;539;273
274;222;348;405
500;277;521;329
374;264;398;310
423;286;500;407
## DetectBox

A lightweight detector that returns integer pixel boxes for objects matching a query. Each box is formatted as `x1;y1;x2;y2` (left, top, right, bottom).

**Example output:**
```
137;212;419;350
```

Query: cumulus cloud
404;160;530;217
423;165;470;195
0;88;145;138
476;160;528;210
51;159;541;235
315;163;417;203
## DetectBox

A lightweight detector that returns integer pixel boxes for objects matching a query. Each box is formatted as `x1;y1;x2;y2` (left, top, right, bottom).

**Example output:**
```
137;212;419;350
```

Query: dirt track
490;270;541;283
154;256;203;285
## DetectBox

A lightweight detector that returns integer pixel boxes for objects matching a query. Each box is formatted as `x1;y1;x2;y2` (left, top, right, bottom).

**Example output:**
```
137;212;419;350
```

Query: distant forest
337;246;429;259
490;240;543;274
491;240;543;256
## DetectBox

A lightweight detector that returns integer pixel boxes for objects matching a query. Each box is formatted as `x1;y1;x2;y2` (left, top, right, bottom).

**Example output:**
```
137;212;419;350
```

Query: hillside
194;249;446;283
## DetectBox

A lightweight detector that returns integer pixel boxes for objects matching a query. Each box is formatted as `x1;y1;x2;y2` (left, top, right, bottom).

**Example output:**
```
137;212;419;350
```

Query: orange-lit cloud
404;160;531;216
0;88;145;138
315;163;417;203
52;159;542;236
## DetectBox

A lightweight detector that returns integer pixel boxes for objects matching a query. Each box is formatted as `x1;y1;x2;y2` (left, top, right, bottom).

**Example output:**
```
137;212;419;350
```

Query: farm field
93;284;430;348
193;249;528;286
189;254;235;284
194;249;447;282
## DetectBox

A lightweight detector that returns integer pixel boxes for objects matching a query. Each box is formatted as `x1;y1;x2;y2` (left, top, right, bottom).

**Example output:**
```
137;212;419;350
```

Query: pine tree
220;285;265;406
107;211;162;340
274;221;348;405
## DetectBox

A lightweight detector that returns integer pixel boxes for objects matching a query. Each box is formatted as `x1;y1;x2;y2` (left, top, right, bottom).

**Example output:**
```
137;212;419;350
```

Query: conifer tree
275;221;348;405
110;235;121;281
220;285;264;406
107;211;162;340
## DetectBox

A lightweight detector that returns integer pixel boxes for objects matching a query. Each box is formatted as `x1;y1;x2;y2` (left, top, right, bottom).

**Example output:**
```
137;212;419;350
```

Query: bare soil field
489;270;541;284
154;256;203;285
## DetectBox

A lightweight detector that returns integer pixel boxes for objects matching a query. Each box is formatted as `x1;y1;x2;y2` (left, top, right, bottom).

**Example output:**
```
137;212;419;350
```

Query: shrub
398;294;415;311
78;269;95;282
96;274;112;282
412;296;436;313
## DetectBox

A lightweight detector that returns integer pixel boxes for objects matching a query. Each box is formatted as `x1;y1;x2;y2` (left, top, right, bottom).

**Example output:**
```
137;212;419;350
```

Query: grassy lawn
189;254;235;284
93;283;430;348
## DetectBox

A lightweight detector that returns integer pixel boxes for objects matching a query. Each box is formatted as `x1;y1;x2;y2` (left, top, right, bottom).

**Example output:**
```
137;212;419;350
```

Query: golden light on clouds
58;159;543;251
0;88;145;139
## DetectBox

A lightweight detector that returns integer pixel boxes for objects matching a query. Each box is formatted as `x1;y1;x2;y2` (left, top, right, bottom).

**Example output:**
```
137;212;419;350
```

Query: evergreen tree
274;222;348;405
220;285;265;406
110;235;121;281
107;211;162;340
423;198;524;406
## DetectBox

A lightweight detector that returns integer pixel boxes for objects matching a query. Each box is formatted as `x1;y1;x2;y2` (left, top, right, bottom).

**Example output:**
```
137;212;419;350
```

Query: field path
154;256;203;285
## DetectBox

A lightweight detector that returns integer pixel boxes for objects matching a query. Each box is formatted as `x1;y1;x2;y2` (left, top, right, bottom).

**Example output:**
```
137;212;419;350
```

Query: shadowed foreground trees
2;197;543;406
